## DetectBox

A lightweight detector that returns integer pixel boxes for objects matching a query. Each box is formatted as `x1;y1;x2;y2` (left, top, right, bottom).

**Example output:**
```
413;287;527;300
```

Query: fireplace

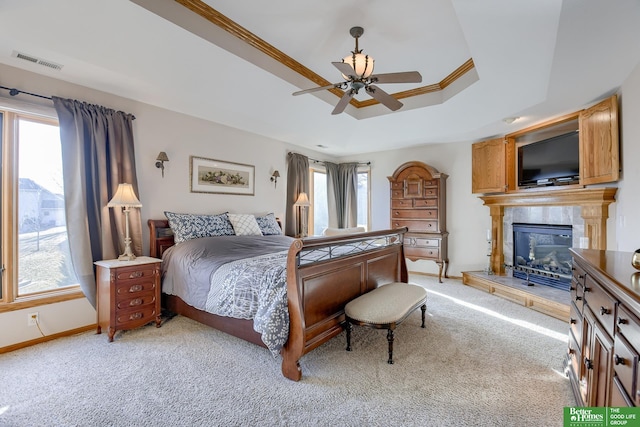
512;223;573;291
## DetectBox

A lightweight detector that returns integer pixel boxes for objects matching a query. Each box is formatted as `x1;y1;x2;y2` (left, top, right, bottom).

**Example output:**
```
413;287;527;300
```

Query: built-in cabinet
471;95;619;194
388;161;448;282
567;249;640;407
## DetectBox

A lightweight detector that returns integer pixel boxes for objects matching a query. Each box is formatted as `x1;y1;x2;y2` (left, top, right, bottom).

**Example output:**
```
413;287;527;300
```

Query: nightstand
95;256;162;342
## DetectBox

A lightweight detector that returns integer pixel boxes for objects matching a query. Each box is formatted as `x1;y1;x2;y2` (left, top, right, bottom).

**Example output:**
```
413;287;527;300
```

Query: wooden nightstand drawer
115;305;158;327
116;291;157;311
423;187;438;198
406;236;440;248
114;265;157;282
115;279;157;299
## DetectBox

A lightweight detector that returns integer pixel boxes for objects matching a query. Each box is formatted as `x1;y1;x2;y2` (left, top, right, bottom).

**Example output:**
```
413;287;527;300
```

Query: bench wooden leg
387;328;395;364
421;304;427;328
345;321;352;351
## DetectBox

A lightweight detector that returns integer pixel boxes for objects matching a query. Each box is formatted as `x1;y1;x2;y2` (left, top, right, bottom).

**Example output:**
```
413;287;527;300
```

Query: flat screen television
517;131;580;187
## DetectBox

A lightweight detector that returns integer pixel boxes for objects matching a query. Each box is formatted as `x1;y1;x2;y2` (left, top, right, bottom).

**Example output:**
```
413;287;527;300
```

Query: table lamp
107;183;142;261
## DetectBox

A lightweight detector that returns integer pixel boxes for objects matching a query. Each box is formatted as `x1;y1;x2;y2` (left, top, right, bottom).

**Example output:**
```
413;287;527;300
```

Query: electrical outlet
28;312;39;326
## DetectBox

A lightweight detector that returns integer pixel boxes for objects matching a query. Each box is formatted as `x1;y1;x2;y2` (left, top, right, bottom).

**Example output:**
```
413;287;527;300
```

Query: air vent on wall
12;51;63;71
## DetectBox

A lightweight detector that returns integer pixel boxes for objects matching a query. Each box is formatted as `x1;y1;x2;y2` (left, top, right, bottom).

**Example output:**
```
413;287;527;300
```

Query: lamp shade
107;183;142;208
272;170;280;178
342;53;374;80
294;192;310;207
156;151;169;162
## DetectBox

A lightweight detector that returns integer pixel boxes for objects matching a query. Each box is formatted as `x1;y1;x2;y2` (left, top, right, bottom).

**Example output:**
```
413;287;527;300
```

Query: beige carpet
0;275;574;426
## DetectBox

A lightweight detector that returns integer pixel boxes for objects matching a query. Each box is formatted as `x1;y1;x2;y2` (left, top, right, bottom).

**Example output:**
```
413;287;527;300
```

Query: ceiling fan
293;26;422;115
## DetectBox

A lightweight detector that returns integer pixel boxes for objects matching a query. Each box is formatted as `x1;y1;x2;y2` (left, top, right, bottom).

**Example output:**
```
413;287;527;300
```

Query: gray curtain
326;162;358;228
53;97;141;308
285;153;309;237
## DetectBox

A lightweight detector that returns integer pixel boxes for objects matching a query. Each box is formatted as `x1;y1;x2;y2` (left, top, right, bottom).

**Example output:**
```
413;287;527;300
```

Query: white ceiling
0;0;639;156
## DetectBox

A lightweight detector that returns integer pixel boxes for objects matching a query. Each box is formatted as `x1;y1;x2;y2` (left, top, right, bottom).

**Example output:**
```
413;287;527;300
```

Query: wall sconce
270;170;280;188
155;152;169;177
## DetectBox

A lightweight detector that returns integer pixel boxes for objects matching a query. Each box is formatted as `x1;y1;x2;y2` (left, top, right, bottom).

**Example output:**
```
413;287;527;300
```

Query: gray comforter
161;235;295;355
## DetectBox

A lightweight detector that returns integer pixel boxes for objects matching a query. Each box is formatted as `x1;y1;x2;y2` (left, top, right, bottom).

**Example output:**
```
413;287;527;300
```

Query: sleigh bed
148;218;408;381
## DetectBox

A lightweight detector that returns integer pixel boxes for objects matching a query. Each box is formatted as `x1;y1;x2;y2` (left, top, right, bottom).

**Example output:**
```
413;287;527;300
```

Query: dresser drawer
572;262;587;286
115;279;157;300
113;264;157;282
405;246;439;260
413;199;437;208
583;275;616;337
391;199;412;209
611;376;634;407
423;187;438;198
391;219;438;232
115;305;157;327
392;209;438;220
613;334;638;401
115;291;157;311
570;275;584;310
567;331;581;381
406;235;440;248
616;305;640;350
391;189;404;199
390;182;403;190
569;302;583;349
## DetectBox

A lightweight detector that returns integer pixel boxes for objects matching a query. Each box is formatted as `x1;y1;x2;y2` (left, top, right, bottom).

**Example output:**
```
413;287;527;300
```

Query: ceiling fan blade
366;85;403;111
293;82;344;96
331;89;355;115
332;61;356;79
370;71;422;84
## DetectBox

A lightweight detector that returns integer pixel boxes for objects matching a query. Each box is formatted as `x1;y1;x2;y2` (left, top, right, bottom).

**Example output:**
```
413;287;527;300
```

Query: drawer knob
584;357;593;370
570;318;577;325
583;287;590;293
570;286;576;291
129;284;143;292
614;354;625;365
617;316;627;325
575;296;582;301
129;298;143;306
600;306;610;316
129;312;143;320
578;275;584;280
129;271;143;279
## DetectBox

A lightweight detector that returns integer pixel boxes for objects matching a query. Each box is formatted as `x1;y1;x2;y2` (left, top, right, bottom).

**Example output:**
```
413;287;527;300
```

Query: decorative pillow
164;211;235;244
255;213;282;235
228;213;263;236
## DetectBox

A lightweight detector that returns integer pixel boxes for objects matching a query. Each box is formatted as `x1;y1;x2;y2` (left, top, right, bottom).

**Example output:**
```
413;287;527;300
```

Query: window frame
307;163;371;235
0;104;84;312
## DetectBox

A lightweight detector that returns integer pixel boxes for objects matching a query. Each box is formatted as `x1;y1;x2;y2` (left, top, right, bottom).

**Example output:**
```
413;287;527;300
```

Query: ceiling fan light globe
342;53;374;80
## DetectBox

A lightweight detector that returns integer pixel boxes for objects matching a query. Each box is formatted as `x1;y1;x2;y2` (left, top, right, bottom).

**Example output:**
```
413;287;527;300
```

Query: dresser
388;161;448;282
95;256;162;342
567;249;640;406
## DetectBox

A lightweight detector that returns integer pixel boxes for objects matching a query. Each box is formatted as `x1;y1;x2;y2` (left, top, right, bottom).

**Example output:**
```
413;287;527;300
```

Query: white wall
616;62;640;252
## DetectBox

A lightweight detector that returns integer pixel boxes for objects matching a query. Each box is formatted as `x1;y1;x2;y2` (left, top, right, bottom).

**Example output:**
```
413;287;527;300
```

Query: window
308;165;370;236
1;108;79;307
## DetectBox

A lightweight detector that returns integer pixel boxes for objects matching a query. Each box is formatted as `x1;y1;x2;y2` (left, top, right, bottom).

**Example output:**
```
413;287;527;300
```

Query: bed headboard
148;219;175;259
148;217;284;259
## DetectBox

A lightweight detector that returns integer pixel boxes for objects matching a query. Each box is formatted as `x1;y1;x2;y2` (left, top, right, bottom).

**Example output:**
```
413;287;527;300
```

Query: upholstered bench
344;282;427;364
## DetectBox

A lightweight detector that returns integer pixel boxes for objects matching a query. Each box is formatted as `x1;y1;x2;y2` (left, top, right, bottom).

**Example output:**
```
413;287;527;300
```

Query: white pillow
227;214;263;236
322;227;366;236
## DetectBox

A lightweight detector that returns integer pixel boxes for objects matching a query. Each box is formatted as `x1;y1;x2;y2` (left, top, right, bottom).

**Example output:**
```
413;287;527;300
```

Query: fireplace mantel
480;187;617;274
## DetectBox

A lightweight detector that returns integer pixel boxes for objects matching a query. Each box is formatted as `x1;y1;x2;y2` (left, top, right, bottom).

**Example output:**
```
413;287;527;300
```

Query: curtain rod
0;85;52;100
288;152;370;166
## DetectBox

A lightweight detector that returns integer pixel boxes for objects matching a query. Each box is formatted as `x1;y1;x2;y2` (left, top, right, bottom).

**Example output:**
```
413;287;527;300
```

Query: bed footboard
281;227;408;381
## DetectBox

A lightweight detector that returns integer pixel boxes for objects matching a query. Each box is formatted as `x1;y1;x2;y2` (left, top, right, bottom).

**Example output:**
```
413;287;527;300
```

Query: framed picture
190;156;255;195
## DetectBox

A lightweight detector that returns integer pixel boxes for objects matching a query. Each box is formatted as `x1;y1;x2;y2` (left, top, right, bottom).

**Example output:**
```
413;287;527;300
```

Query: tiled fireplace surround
481;187;618;275
462;187;617;321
